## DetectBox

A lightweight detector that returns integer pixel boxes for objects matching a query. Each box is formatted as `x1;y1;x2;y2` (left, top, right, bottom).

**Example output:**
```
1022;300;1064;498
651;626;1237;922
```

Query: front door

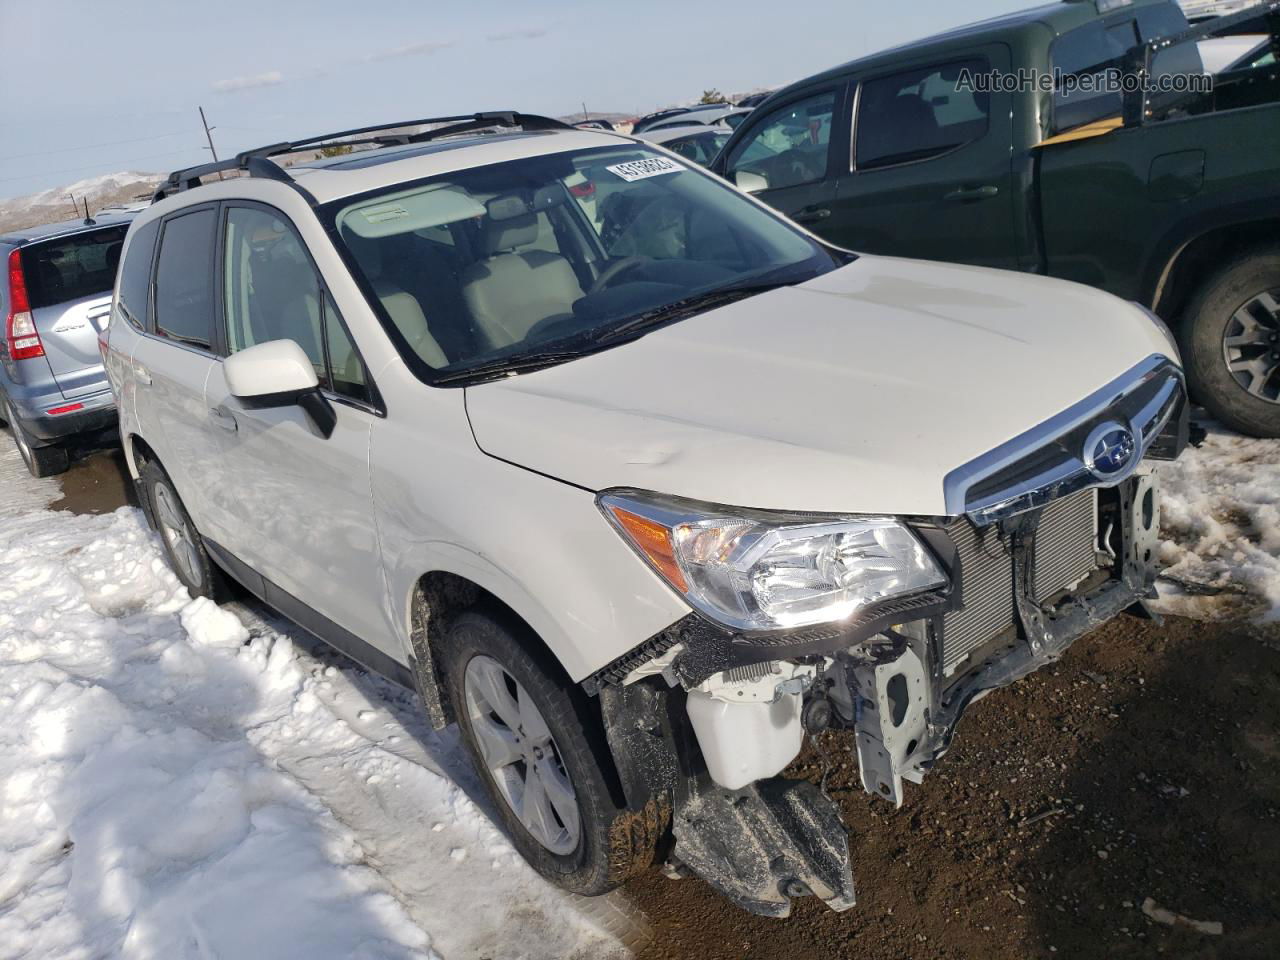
718;85;847;232
829;46;1022;270
202;203;392;655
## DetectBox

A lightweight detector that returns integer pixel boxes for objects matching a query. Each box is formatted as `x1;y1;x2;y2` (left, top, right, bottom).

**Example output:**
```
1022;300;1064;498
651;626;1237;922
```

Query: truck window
724;91;836;191
855;58;990;171
1051;20;1140;132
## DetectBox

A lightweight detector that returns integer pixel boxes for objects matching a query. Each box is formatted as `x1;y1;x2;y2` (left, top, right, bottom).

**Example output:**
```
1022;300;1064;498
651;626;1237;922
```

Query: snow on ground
0;444;636;960
1153;424;1280;620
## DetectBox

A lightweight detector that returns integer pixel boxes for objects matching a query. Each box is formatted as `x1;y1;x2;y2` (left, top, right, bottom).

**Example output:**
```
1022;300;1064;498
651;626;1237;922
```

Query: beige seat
344;232;449;368
460;212;583;349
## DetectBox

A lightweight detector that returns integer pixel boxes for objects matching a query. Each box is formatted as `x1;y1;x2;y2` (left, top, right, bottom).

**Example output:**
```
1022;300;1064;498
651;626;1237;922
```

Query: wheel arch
1149;215;1280;324
404;561;575;731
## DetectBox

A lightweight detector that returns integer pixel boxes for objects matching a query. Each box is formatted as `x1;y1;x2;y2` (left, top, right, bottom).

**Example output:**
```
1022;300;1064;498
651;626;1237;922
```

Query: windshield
327;144;841;381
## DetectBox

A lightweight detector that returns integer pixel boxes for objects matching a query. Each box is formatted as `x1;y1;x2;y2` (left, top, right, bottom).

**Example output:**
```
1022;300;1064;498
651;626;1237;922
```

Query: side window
323;293;373;404
1051;21;1139;133
117;219;159;330
725;90;836;191
154;209;217;347
855;59;990;171
223;206;372;404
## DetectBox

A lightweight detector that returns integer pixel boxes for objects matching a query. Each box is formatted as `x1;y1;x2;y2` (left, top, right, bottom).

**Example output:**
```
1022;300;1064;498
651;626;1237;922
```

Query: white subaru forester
105;112;1188;916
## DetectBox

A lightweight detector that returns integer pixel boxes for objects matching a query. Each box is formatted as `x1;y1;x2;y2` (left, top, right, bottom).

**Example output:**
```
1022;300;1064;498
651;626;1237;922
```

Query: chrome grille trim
942;354;1183;524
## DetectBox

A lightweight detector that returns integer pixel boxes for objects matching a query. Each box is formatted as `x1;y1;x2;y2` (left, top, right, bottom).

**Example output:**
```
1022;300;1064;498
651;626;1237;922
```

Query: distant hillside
0;172;162;234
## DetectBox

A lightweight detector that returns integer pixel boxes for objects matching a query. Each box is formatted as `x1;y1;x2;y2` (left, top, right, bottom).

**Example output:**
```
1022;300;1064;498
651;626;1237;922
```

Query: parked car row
1;0;1263;923
710;0;1280;437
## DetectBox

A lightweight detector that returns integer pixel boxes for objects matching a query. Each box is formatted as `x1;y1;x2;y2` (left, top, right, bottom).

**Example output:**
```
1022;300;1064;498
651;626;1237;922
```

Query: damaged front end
587;358;1187;917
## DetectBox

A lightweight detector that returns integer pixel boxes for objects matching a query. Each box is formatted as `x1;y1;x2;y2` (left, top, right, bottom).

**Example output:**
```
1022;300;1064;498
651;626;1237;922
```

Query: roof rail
151;111;574;203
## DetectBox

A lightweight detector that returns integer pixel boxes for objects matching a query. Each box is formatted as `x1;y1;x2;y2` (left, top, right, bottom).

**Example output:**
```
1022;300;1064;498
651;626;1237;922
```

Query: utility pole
198;106;225;179
66;194;79;218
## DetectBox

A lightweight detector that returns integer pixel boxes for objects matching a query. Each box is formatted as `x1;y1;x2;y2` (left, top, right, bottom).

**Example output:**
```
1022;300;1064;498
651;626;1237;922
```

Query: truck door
828;45;1021;270
718;84;847;232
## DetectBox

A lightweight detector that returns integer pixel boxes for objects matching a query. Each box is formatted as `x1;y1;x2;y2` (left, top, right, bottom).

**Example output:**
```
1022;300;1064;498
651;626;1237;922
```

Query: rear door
828;46;1022;269
718;85;848;230
129;205;223;530
21;224;129;398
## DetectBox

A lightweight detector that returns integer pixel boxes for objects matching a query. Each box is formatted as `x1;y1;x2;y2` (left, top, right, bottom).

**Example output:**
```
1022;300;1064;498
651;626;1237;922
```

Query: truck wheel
1179;247;1280;438
444;609;649;896
139;460;225;600
6;400;70;478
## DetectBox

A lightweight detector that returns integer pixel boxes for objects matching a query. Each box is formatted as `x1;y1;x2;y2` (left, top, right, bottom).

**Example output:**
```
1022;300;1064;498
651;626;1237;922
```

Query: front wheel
1179;247;1280;438
444;610;652;896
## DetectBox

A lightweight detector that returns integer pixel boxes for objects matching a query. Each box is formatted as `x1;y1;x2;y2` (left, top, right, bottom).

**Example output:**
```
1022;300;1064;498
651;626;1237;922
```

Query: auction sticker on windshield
606;157;684;181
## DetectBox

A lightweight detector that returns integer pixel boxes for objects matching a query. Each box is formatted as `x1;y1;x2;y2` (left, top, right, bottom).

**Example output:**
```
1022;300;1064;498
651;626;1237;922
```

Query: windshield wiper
433;348;595;385
589;280;792;345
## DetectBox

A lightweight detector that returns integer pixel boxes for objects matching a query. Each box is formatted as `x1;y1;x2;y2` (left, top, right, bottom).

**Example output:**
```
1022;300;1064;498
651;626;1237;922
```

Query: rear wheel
5;400;70;478
1179;247;1280;437
139;460;225;599
444;609;651;895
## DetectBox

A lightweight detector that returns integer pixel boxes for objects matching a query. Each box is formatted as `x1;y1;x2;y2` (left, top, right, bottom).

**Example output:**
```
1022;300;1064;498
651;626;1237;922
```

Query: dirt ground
49;446;1280;960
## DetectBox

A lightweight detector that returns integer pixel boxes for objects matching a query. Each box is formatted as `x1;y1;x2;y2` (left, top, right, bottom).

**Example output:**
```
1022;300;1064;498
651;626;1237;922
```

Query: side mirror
224;339;335;438
734;170;769;194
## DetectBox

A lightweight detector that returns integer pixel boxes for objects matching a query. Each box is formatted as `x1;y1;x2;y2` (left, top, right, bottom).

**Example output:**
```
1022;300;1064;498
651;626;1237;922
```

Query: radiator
939;488;1098;676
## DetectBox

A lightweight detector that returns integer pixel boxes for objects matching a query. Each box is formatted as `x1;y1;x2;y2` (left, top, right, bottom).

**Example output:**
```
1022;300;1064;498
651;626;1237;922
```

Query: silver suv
106;113;1187;917
1;211;136;476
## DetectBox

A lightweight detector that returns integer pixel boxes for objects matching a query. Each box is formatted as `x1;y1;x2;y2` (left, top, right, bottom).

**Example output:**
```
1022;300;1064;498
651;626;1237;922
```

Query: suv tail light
6;247;44;361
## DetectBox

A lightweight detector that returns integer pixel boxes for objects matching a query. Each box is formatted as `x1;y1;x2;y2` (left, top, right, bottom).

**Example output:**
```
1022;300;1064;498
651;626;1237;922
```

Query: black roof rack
151;111;574;203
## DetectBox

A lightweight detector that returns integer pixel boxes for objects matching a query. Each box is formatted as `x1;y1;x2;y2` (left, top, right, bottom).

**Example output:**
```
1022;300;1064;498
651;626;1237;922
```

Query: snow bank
1154;424;1280;620
0;446;634;959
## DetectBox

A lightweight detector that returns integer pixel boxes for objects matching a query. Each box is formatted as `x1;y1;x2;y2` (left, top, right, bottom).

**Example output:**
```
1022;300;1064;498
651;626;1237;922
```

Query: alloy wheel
1222;289;1280;404
463;654;581;855
153;481;201;586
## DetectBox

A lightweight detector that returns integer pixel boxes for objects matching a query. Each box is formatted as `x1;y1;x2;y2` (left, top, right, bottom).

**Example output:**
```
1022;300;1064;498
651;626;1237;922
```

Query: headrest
482;212;539;254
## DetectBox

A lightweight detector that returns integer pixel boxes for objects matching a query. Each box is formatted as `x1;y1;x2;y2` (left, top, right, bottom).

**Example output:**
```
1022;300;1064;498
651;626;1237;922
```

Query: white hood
464;256;1178;516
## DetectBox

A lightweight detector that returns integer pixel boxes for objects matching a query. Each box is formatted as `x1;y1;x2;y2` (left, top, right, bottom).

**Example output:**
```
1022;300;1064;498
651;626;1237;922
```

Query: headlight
599;490;948;632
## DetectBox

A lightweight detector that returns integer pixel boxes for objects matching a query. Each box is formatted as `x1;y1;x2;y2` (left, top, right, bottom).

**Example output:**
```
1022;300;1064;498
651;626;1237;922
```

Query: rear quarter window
116;219;160;330
20;225;129;309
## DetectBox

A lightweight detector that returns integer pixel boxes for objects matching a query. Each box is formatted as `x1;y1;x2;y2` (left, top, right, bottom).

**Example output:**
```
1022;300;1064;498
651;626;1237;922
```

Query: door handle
793;208;831;224
132;362;152;385
944;185;999;203
209;406;238;432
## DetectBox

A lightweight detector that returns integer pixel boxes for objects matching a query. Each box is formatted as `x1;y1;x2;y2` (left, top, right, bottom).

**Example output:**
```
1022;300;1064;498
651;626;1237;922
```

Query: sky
0;0;1036;199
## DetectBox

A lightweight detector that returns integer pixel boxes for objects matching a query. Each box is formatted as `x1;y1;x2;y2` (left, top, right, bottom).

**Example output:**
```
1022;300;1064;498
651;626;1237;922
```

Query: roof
0;208;138;247
150;128;634;210
782;0;1175;90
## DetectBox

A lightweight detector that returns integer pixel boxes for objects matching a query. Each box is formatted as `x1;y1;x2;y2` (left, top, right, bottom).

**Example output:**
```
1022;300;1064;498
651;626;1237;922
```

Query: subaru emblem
1083;421;1137;479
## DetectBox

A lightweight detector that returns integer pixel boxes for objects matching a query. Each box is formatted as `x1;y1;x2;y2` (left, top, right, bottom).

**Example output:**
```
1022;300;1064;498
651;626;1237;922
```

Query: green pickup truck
710;0;1280;436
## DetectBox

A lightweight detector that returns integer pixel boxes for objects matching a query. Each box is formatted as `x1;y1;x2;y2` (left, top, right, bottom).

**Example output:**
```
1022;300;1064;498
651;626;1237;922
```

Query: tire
5;400;70;478
1178;247;1280;438
138;460;225;599
444;609;649;896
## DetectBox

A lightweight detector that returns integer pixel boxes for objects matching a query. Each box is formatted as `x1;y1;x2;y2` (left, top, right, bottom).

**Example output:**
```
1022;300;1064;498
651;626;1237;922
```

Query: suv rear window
20;225;129;309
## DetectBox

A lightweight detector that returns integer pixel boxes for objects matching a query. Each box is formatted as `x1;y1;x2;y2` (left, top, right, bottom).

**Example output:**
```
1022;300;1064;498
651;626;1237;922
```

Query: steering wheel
588;256;650;295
